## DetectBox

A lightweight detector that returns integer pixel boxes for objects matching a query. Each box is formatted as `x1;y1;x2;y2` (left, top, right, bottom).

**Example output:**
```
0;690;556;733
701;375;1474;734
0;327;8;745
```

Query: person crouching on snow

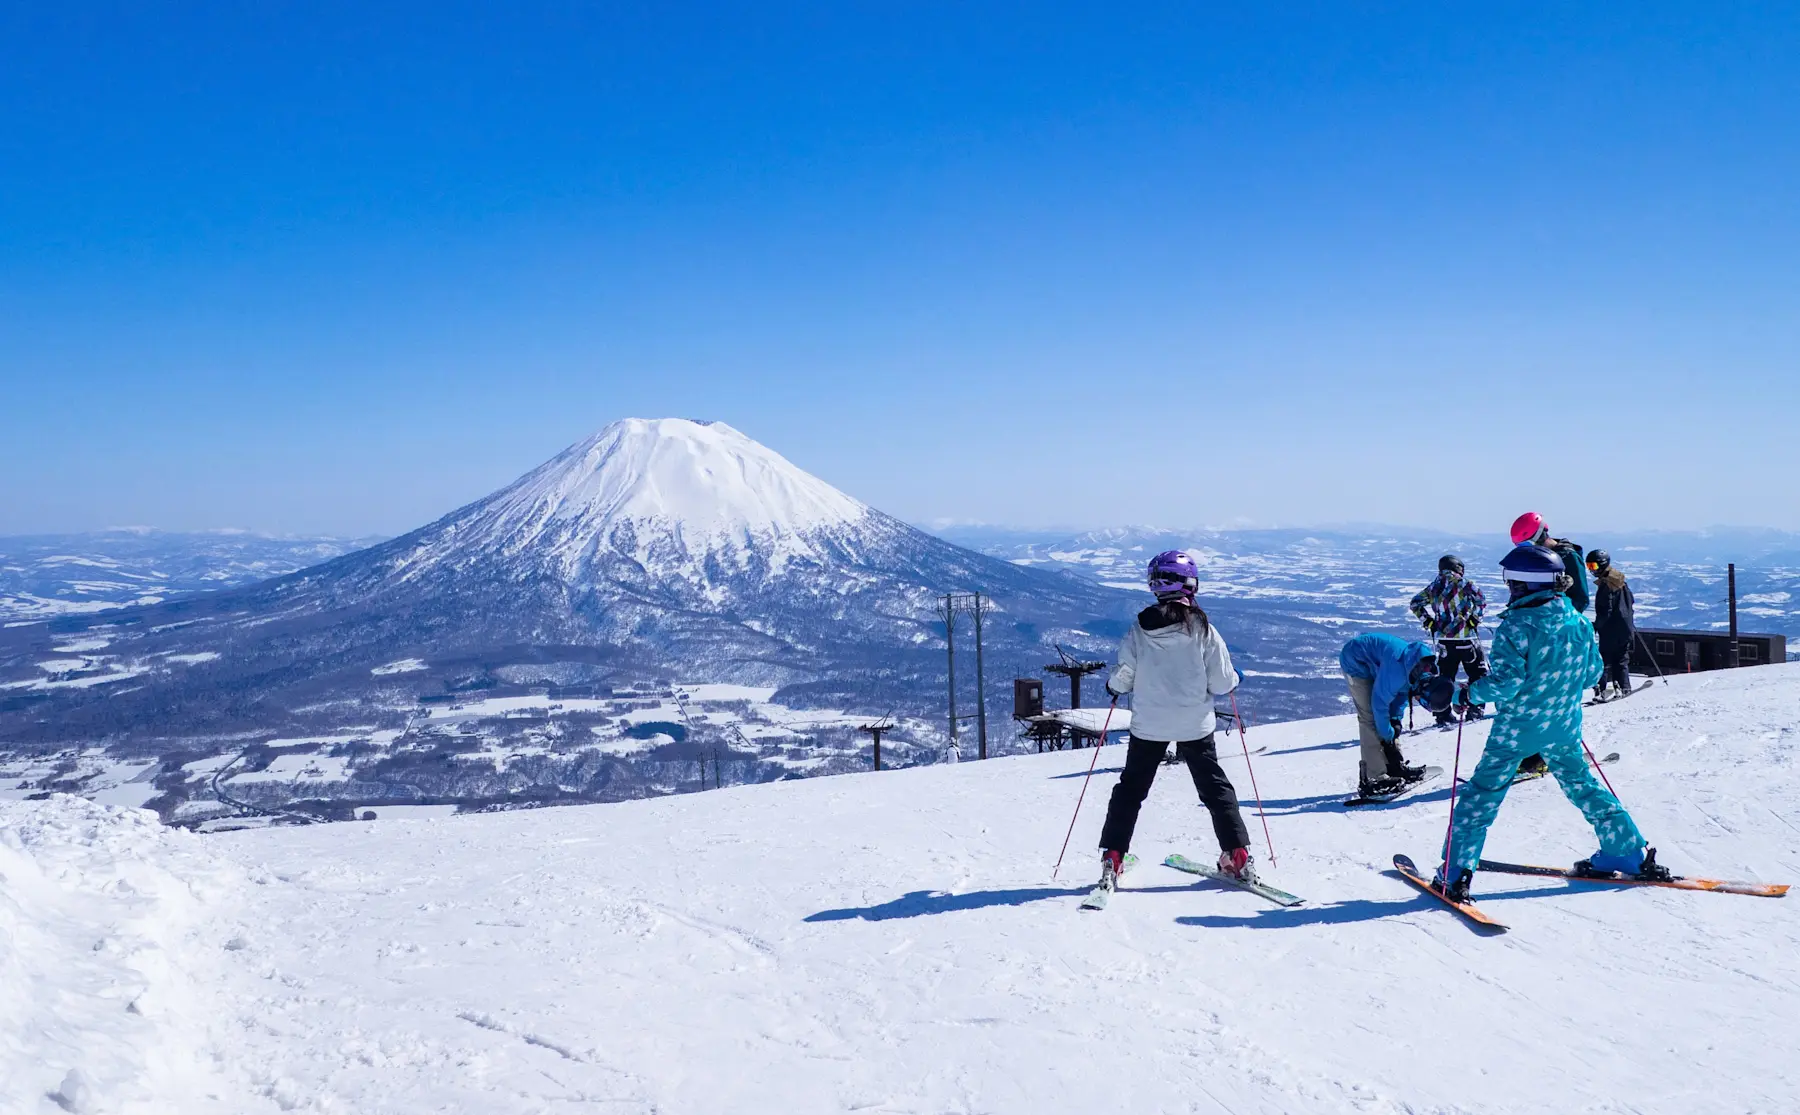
1432;543;1668;901
1095;550;1253;892
1337;632;1435;798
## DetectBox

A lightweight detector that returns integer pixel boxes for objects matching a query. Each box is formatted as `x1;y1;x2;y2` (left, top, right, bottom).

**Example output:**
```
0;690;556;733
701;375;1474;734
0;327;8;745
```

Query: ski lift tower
856;716;896;771
1044;645;1107;712
938;592;992;760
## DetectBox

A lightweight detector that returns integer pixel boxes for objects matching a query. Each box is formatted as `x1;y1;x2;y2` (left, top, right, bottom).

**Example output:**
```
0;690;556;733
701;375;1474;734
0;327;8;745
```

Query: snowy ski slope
5;664;1798;1113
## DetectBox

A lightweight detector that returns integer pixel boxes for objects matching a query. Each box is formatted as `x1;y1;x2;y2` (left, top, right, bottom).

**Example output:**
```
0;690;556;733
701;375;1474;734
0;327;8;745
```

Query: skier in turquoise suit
1433;543;1665;901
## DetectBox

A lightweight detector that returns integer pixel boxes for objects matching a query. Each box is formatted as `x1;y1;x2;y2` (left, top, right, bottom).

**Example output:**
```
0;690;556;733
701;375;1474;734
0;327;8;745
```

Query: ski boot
1431;865;1473;903
1217;846;1256;883
1097;849;1125;892
1517;753;1550;776
1380;740;1427;783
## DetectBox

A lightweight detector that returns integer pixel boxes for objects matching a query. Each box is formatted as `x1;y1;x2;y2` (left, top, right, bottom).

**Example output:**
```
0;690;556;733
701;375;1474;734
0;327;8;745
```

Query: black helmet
1587;549;1611;572
1438;554;1464;576
1420;676;1457;714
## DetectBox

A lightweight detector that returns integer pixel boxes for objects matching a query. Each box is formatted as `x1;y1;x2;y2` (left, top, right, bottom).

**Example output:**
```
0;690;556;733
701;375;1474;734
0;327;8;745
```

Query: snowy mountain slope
7;663;1796;1113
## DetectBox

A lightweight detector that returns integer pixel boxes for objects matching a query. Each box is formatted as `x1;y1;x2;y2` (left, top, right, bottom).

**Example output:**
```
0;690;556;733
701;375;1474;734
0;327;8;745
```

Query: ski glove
1454;683;1472;708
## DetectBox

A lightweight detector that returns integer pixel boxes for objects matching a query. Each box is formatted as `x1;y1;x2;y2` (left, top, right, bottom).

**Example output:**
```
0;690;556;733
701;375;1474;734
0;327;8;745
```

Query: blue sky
3;4;1797;536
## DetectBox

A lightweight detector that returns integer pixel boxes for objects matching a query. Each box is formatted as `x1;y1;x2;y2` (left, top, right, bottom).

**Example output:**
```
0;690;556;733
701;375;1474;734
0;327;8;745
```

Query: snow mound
0;797;247;1114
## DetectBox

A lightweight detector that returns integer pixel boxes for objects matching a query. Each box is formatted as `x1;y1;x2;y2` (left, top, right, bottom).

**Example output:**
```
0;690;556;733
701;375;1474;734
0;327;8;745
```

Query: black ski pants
1099;733;1250;856
1598;628;1633;691
1436;639;1489;717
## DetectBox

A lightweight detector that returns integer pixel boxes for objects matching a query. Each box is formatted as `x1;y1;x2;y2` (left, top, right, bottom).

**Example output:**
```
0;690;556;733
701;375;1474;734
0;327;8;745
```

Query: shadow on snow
805;884;1199;922
1047;765;1125;780
1175;895;1431;929
1263;738;1359;756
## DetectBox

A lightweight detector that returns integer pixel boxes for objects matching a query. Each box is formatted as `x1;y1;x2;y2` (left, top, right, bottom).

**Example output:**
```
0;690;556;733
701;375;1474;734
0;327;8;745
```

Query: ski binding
1163;853;1305;907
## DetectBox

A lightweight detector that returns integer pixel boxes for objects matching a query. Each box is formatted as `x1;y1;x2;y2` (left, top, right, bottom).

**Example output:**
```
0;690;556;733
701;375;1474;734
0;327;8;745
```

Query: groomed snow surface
6;666;1799;1113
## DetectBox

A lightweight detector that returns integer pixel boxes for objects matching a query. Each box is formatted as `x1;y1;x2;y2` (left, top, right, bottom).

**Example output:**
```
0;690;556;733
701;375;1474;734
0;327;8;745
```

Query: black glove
1390;718;1404;739
1454;683;1472;707
1105;682;1122;699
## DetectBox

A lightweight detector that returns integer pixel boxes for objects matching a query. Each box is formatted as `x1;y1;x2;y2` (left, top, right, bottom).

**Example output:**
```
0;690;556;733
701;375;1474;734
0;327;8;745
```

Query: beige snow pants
1345;675;1396;778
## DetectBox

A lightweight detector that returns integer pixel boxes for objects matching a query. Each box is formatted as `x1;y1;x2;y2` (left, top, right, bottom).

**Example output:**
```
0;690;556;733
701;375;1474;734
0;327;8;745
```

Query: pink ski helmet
1510;511;1546;546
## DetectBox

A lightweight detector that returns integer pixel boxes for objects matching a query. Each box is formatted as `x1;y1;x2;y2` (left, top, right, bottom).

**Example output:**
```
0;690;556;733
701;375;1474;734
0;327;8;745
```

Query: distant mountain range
940;523;1800;656
0;530;384;621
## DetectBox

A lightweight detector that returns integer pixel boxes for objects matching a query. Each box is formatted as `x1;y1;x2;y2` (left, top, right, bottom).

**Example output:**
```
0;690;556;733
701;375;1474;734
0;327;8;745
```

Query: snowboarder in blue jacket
1432;544;1667;902
1338;633;1436;797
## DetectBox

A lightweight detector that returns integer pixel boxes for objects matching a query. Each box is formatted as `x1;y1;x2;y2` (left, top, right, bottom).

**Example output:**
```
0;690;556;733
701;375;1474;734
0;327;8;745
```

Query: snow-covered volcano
285;416;1118;647
403;418;876;589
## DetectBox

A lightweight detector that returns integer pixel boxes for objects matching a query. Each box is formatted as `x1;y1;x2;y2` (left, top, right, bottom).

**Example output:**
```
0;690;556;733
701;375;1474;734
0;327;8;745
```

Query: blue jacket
1339;633;1433;738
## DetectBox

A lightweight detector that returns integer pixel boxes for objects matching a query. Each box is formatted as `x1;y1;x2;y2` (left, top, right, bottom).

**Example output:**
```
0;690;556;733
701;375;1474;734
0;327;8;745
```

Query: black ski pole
1633;629;1669;685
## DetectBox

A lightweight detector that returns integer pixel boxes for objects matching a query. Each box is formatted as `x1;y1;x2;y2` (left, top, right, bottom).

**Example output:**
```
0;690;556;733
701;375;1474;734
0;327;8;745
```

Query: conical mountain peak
428;418;875;578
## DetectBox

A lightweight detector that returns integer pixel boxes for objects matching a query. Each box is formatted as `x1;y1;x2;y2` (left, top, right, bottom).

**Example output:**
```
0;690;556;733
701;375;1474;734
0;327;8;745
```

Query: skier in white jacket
1095;550;1252;892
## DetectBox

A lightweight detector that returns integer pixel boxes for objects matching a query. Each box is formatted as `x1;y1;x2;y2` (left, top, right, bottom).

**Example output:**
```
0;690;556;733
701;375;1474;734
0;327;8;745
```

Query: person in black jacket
1588;549;1637;700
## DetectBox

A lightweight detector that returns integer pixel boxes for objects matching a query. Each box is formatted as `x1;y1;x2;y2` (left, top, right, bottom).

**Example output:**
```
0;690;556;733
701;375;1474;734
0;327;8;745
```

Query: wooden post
1728;563;1740;668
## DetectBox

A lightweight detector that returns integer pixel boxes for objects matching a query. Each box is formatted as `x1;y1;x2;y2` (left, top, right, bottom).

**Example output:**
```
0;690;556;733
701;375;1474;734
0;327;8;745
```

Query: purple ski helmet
1147;550;1200;603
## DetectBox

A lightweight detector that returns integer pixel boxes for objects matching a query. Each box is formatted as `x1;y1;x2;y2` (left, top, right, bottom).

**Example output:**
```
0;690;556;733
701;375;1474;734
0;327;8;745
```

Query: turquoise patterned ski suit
1440;589;1646;874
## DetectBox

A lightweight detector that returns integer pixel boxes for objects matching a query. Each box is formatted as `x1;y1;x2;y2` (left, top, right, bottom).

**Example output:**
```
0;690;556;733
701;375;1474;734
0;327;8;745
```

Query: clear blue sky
3;4;1797;536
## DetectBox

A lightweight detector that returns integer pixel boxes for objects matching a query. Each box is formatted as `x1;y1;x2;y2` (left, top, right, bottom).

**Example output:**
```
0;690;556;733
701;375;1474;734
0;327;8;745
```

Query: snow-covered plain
5;665;1798;1114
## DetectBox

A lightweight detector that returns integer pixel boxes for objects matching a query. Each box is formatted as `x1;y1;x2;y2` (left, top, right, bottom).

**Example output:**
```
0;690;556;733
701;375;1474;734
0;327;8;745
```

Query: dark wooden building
1631;628;1788;674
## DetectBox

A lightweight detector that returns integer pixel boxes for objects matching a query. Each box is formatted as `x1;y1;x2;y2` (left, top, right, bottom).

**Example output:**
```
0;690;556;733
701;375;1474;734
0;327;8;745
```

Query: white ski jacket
1106;606;1238;743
